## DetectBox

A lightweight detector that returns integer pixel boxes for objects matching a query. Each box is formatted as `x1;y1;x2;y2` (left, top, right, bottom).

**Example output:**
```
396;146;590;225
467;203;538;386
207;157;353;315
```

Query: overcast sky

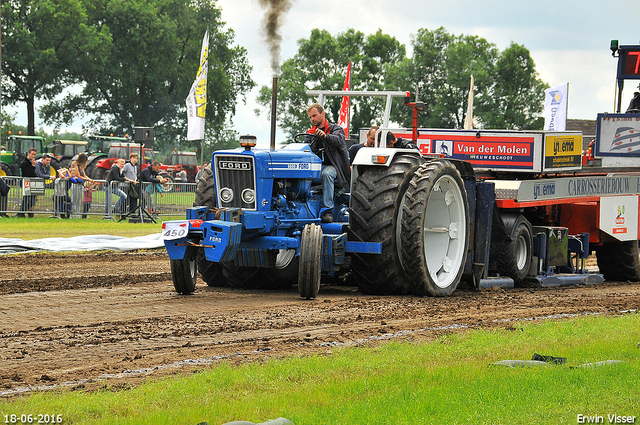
7;0;640;146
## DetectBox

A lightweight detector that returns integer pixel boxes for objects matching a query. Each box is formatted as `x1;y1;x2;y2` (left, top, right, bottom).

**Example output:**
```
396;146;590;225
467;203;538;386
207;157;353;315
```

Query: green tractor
0;133;46;176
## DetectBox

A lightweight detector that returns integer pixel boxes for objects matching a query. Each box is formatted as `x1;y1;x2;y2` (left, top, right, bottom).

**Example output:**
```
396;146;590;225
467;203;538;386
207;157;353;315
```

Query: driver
305;103;350;223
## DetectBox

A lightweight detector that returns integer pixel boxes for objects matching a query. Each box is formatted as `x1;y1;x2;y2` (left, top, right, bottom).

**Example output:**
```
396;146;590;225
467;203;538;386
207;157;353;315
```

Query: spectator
0;176;9;218
68;166;84;218
82;180;97;219
348;126;378;165
17;148;37;218
35;154;55;180
304;103;350;223
195;162;208;183
380;131;418;150
122;153;141;214
71;153;92;183
53;168;72;219
140;161;168;214
104;159;129;219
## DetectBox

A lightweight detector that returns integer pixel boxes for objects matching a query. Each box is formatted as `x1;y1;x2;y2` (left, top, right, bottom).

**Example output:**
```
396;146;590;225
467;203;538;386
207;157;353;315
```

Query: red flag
337;61;351;135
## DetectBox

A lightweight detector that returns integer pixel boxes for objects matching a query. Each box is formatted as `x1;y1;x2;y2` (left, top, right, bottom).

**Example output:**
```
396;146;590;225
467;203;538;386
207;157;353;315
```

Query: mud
0;251;638;397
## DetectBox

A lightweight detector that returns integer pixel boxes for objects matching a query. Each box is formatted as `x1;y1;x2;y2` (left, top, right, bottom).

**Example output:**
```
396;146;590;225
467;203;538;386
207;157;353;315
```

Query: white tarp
0;233;164;255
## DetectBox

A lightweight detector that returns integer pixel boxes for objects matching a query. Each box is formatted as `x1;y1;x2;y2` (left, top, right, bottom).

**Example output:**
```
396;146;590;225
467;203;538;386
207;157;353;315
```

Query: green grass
0;216;164;240
1;314;638;424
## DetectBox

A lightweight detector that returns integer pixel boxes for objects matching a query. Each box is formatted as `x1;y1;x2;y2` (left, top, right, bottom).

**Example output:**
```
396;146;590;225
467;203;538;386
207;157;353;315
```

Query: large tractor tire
350;154;422;295
171;246;198;294
0;162;11;177
401;160;470;296
221;264;268;289
497;214;533;284
197;249;226;287
268;249;298;290
596;241;640;281
194;164;215;209
192;162;225;286
85;161;99;180
161;175;174;193
298;223;323;299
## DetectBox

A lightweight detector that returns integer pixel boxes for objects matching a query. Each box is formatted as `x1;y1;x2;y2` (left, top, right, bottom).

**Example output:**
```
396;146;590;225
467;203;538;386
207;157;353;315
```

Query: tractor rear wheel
401;160;470;296
222;264;268;289
267;249;298;289
162;175;174;193
0;162;11;177
197;249;225;286
596;241;640;281
193;163;224;285
298;224;323;299
171;246;198;294
194;164;215;209
497;214;533;284
85;161;98;180
349;154;422;295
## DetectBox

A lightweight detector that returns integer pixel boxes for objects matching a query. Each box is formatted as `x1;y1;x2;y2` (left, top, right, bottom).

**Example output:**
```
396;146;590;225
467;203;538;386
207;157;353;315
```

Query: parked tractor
47;140;88;170
82;135;130;179
91;143;153;180
1;133;46;176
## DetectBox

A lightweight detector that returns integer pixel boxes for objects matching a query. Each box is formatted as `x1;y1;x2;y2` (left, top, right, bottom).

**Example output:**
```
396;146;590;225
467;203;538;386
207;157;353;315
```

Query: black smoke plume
257;0;293;75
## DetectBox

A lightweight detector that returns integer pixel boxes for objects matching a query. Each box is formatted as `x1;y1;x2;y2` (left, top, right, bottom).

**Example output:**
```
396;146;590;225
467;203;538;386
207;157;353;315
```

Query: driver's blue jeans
321;165;337;209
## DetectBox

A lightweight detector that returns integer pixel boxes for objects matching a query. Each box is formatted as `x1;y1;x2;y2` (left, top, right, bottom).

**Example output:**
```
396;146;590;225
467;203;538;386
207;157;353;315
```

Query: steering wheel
293;133;326;154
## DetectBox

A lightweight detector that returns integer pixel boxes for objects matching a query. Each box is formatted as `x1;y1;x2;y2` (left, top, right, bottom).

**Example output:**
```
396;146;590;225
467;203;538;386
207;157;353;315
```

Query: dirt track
1;251;639;397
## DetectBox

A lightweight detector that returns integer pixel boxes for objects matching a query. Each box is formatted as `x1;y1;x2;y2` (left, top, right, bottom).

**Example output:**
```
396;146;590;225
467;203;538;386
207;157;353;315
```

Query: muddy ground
0;251;639;397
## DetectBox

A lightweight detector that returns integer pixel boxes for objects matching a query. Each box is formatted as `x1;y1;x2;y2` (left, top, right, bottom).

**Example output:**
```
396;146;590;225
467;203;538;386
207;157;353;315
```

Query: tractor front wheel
171;247;198;294
298;224;323;299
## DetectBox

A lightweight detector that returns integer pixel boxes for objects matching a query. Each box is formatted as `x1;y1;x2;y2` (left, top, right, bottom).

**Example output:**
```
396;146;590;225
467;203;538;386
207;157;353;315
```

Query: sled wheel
498;214;533;284
298;223;323;299
596;240;640;281
171;246;198;294
401;160;470;296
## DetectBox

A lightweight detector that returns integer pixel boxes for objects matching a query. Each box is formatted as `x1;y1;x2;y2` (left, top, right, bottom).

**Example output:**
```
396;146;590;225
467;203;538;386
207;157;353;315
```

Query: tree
257;28;406;140
478;42;548;129
40;0;255;153
1;0;110;135
389;28;547;130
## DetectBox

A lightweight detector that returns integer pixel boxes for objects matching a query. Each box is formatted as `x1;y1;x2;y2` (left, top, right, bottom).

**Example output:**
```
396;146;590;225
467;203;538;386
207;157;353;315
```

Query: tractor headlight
241;188;255;204
220;187;234;203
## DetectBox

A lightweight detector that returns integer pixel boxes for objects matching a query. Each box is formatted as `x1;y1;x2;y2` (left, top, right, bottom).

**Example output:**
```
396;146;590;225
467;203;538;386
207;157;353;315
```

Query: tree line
2;0;548;156
257;27;549;140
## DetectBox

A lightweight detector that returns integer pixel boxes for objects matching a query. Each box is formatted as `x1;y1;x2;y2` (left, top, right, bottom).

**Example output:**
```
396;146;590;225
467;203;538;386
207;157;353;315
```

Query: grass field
0;314;638;424
0;217;164;240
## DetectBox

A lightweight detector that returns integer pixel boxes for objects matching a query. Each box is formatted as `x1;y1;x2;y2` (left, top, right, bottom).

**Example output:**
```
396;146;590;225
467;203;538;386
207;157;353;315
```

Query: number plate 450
162;221;189;240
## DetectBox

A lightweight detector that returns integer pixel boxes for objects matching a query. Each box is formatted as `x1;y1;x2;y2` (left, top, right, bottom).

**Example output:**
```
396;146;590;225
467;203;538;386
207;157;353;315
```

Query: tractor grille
214;154;256;210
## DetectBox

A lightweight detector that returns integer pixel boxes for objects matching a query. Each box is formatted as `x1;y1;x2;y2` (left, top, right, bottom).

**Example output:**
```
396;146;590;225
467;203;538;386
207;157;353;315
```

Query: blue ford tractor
163;134;392;299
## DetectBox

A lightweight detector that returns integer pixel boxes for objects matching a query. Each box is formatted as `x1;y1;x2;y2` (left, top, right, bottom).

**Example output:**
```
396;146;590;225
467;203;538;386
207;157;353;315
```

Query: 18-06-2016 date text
4;414;63;424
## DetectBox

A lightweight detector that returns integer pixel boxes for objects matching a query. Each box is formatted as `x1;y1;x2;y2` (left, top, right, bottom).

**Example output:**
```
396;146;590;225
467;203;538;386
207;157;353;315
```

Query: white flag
464;74;474;130
543;83;568;131
186;29;209;141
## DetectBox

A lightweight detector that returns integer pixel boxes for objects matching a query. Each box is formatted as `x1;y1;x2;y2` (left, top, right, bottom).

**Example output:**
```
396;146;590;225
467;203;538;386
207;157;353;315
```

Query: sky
6;0;640;147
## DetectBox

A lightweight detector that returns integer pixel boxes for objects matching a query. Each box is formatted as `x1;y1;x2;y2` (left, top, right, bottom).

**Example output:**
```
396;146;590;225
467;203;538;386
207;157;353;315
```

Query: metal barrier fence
0;176;196;220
